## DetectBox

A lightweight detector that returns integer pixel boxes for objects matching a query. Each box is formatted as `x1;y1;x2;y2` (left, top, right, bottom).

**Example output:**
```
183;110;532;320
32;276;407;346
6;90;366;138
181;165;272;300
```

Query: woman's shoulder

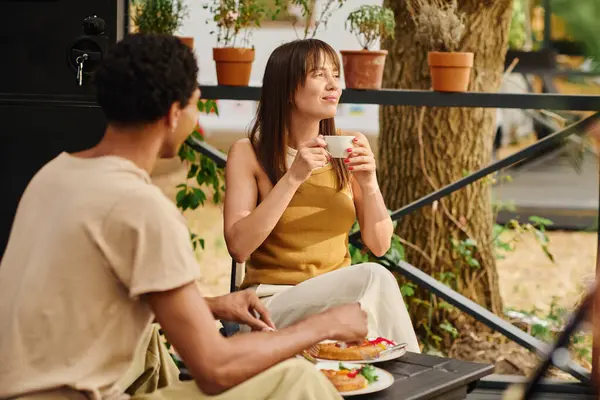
229;138;257;158
227;138;260;169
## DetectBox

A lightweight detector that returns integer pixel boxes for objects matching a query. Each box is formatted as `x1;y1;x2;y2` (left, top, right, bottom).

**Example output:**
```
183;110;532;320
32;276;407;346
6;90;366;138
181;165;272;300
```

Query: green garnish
360;365;379;384
337;363;378;384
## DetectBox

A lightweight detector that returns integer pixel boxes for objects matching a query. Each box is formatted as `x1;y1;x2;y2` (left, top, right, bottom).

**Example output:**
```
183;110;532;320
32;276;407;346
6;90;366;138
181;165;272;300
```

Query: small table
352;352;494;400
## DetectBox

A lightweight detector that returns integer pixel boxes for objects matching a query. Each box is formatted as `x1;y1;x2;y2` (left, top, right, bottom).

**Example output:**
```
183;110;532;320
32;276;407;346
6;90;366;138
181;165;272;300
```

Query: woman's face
293;54;341;120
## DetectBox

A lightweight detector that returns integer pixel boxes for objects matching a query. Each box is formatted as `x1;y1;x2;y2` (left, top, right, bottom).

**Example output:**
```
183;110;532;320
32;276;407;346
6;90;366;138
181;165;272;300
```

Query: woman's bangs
305;43;340;74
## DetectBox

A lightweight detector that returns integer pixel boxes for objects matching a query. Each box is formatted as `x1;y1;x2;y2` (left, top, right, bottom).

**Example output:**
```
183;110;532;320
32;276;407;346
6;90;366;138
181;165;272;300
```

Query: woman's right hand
287;135;329;184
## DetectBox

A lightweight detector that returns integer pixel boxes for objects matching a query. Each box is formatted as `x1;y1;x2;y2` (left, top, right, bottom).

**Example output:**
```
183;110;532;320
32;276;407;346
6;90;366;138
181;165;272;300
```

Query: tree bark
379;0;513;345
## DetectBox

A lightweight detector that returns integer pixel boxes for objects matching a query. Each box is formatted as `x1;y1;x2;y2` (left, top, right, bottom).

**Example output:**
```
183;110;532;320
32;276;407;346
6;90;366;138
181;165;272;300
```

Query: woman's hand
287;135;329;184
345;135;377;189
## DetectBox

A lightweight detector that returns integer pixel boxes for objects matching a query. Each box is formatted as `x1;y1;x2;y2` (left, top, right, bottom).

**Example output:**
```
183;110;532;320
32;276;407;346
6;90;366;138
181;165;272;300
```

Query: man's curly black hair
94;33;198;125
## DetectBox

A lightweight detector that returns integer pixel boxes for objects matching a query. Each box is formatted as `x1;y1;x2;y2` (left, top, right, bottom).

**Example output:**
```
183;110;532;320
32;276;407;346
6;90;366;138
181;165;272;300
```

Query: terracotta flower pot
427;52;474;92
340;50;388;90
213;47;255;87
177;36;194;49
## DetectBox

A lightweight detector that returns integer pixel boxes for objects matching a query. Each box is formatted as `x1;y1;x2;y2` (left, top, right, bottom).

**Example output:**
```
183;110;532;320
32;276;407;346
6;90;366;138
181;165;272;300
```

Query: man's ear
166;102;182;132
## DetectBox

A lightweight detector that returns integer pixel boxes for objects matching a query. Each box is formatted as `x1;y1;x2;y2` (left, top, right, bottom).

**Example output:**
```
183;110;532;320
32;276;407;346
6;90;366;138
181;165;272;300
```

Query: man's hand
321;303;368;343
206;290;276;331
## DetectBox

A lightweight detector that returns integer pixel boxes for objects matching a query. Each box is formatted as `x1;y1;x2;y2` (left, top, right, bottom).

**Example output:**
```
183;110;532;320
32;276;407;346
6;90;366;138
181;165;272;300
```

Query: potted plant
204;0;267;86
277;0;346;40
406;0;473;92
130;0;194;48
340;5;395;90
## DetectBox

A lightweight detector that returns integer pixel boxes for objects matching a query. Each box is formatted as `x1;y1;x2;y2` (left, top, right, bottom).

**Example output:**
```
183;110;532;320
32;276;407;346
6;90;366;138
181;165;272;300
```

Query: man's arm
144;282;366;395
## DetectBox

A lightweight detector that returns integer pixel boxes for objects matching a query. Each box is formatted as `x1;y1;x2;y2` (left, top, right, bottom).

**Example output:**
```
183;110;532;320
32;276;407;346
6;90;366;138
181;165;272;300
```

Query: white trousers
243;263;420;353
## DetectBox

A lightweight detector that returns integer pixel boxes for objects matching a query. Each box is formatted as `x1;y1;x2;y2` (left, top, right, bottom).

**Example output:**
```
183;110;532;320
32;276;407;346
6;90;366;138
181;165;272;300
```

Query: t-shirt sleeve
101;187;201;298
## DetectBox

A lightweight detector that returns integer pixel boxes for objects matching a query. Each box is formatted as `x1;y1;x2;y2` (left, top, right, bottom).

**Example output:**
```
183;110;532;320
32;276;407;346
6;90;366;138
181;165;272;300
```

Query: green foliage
349;211;405;266
552;0;600;66
451;238;480;269
507;297;591;365
273;0;346;39
508;0;527;49
492;215;555;263
204;0;269;47
345;5;396;50
131;0;189;35
175;99;225;252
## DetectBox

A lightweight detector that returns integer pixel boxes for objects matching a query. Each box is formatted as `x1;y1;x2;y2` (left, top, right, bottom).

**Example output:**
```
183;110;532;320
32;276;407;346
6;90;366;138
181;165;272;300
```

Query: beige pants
244;263;421;353
131;358;341;400
17;325;341;400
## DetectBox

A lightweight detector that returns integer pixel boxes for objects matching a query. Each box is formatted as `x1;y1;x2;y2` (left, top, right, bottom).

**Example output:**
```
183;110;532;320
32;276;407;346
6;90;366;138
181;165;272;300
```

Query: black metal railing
187;85;600;382
198;85;600;110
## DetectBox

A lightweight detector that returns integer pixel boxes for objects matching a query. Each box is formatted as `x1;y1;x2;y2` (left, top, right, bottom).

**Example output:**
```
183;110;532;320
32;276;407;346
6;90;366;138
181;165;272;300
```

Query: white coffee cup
324;135;354;158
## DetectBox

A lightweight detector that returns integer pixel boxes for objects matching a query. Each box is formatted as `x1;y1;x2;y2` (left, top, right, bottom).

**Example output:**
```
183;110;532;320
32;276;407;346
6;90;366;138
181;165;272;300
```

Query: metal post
542;0;552;50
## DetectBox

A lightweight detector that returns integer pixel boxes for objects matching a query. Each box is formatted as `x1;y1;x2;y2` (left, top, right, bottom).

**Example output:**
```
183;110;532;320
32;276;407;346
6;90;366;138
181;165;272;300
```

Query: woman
223;39;419;352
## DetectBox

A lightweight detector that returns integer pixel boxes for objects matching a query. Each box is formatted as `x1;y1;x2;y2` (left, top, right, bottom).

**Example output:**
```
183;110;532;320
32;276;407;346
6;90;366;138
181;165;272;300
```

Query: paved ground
495;146;598;230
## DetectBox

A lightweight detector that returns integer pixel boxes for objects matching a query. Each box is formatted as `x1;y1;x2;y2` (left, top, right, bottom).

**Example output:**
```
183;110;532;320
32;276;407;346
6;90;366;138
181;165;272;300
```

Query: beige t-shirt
0;153;201;399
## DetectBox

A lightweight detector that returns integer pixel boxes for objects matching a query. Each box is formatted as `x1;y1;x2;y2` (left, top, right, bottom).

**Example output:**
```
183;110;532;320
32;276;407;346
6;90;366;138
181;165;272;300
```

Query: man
0;34;368;400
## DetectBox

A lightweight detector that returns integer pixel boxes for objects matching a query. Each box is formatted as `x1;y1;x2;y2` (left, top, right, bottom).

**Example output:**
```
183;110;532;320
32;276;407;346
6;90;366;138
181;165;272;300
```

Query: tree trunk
379;0;512;347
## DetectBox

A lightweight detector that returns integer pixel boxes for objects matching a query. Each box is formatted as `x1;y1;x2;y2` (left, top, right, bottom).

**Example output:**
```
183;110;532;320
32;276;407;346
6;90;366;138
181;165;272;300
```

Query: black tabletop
349;352;494;400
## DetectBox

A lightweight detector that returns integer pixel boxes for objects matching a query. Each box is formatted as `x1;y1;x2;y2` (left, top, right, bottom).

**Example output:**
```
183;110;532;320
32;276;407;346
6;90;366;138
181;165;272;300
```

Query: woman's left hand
345;135;377;188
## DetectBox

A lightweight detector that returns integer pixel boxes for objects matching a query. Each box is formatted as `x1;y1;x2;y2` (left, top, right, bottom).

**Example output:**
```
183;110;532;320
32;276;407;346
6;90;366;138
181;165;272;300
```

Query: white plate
315;343;408;364
315;361;394;396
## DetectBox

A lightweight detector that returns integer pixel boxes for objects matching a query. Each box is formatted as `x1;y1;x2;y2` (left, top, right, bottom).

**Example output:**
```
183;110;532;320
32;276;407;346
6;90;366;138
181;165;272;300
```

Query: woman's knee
353;262;396;283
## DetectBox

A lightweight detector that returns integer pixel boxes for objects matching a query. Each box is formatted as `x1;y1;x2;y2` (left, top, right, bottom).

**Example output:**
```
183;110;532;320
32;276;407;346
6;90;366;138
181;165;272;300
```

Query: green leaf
192;188;207;207
531;324;551;341
468;258;480;268
187;164;199;179
411;298;430;307
429;334;443;343
188;192;199;210
439;321;458;338
359;365;379;384
529;216;554;227
213;190;222;204
400;283;415;297
196;172;207;186
464;238;477;247
339;363;350;371
438;301;455;311
176;189;187;207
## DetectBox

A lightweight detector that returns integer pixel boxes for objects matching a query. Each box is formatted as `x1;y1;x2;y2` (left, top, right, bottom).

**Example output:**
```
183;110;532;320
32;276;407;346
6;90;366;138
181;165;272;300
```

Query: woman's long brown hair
248;39;350;191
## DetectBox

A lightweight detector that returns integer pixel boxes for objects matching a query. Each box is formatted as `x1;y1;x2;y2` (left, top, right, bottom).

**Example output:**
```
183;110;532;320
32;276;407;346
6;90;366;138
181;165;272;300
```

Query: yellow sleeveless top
241;147;356;288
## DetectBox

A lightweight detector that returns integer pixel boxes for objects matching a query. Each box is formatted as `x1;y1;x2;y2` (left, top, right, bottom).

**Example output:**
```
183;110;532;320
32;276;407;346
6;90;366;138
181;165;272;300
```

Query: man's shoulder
108;183;182;226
